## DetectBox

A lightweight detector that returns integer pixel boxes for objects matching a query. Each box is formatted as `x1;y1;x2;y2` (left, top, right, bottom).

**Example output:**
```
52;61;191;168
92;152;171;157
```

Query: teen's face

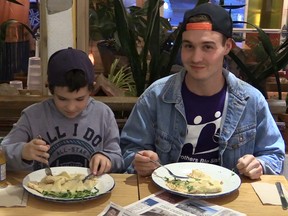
181;30;232;82
53;86;91;118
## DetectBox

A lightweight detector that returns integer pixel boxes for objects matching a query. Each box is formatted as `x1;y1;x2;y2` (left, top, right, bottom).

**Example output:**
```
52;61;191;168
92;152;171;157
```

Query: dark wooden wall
0;96;137;137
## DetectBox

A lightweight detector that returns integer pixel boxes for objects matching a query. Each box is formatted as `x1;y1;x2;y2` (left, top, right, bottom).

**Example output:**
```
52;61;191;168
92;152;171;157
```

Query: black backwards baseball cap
182;3;233;38
47;47;94;85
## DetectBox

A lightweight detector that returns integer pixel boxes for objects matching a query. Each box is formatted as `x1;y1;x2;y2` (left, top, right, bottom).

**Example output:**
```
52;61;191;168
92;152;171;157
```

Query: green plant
0;0;35;82
89;0;116;41
113;0;170;96
229;21;288;100
89;0;172;53
89;0;174;79
108;58;136;96
114;0;286;100
113;0;209;96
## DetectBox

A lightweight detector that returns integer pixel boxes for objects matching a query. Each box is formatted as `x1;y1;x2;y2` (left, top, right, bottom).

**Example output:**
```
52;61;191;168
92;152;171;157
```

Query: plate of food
152;162;241;198
22;166;115;202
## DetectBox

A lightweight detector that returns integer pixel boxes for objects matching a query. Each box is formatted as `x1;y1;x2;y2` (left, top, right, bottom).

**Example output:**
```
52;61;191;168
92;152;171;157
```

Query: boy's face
53;86;91;118
181;29;232;82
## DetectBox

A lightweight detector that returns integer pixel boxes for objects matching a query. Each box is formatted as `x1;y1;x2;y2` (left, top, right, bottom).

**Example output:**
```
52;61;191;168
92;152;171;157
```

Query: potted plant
113;0;174;96
113;0;210;96
94;0;288;98
89;0;173;90
228;21;288;100
0;0;35;82
88;0;130;76
108;58;136;96
89;0;116;42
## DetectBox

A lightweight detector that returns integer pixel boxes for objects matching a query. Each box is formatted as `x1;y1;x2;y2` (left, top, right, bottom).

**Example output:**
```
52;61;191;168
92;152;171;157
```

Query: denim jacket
120;69;285;175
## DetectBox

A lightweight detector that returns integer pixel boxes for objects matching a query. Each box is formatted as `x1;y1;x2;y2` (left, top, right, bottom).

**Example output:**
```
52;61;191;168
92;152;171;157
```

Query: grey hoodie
2;97;124;172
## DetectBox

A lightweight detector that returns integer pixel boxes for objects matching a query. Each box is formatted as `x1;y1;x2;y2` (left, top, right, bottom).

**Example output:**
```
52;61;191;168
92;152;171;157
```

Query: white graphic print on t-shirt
179;111;222;164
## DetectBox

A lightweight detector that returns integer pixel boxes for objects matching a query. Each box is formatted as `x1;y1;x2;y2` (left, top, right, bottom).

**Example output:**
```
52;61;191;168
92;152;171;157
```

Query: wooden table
138;175;288;216
2;172;287;215
1;172;139;216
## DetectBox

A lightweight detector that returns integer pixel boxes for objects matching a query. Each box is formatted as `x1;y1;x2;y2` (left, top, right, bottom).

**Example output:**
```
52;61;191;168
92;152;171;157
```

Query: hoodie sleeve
1;112;35;171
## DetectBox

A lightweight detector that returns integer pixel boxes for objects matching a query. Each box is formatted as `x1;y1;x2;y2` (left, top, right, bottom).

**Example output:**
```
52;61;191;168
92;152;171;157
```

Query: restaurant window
244;0;286;49
161;0;245;27
232;0;287;61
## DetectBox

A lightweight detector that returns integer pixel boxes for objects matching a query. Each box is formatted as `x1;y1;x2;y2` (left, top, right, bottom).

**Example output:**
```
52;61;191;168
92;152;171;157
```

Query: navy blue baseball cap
182;3;233;38
47;47;94;85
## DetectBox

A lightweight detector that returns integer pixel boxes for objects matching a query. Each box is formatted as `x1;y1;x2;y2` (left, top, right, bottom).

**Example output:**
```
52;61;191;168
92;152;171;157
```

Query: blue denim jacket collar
161;68;248;103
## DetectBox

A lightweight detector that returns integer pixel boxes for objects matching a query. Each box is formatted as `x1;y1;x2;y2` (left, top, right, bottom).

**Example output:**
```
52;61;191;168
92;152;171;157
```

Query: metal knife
275;182;288;210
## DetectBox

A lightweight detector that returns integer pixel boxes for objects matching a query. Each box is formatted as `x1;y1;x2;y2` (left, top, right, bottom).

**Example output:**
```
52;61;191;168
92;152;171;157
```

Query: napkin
0;185;28;207
251;182;288;205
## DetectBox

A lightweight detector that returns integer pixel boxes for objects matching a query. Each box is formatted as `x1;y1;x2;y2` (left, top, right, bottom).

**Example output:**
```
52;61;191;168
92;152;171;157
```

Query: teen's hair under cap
47;47;94;86
182;3;233;38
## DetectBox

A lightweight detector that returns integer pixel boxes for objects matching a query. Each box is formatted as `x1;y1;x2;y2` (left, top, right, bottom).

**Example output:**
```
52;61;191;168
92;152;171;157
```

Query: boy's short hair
47;47;94;86
182;3;233;38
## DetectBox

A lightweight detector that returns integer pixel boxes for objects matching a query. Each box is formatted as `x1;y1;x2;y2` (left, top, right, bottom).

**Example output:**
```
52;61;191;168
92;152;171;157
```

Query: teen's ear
224;38;233;55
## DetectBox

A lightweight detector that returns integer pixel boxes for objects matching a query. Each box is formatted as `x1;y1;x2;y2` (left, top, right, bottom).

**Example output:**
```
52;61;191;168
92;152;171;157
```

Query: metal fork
82;173;94;183
45;164;53;176
37;135;53;176
136;152;188;179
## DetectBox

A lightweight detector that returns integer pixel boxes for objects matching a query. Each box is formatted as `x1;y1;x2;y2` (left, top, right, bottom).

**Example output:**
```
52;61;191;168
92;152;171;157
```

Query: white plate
22;166;115;202
152;162;241;198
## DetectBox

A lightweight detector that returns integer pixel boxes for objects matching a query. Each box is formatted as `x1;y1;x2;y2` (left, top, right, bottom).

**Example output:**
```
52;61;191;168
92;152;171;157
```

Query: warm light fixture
88;53;95;65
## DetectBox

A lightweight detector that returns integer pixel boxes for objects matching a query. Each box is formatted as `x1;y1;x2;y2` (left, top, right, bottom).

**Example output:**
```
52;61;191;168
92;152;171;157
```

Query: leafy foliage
89;0;116;41
108;58;136;96
113;0;208;96
229;21;288;99
93;0;287;99
113;0;173;96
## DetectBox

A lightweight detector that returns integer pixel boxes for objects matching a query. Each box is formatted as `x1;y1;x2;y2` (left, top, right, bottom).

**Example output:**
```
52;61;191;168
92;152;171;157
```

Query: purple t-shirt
179;81;227;165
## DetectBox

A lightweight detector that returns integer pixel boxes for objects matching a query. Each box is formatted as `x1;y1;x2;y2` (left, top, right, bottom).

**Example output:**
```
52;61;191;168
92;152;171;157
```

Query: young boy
2;47;124;175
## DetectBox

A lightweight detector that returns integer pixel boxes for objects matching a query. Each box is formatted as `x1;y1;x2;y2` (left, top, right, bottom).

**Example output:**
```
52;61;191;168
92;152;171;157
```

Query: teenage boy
2;47;124;175
120;3;285;179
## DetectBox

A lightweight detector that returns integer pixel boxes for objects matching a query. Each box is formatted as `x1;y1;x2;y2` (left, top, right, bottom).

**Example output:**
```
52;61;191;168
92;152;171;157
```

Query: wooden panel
0;96;137;136
76;0;89;52
266;82;288;92
0;95;137;111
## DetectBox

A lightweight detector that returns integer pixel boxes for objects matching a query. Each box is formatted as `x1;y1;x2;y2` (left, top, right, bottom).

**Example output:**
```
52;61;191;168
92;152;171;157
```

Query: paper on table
0;185;28;207
251;182;288;205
